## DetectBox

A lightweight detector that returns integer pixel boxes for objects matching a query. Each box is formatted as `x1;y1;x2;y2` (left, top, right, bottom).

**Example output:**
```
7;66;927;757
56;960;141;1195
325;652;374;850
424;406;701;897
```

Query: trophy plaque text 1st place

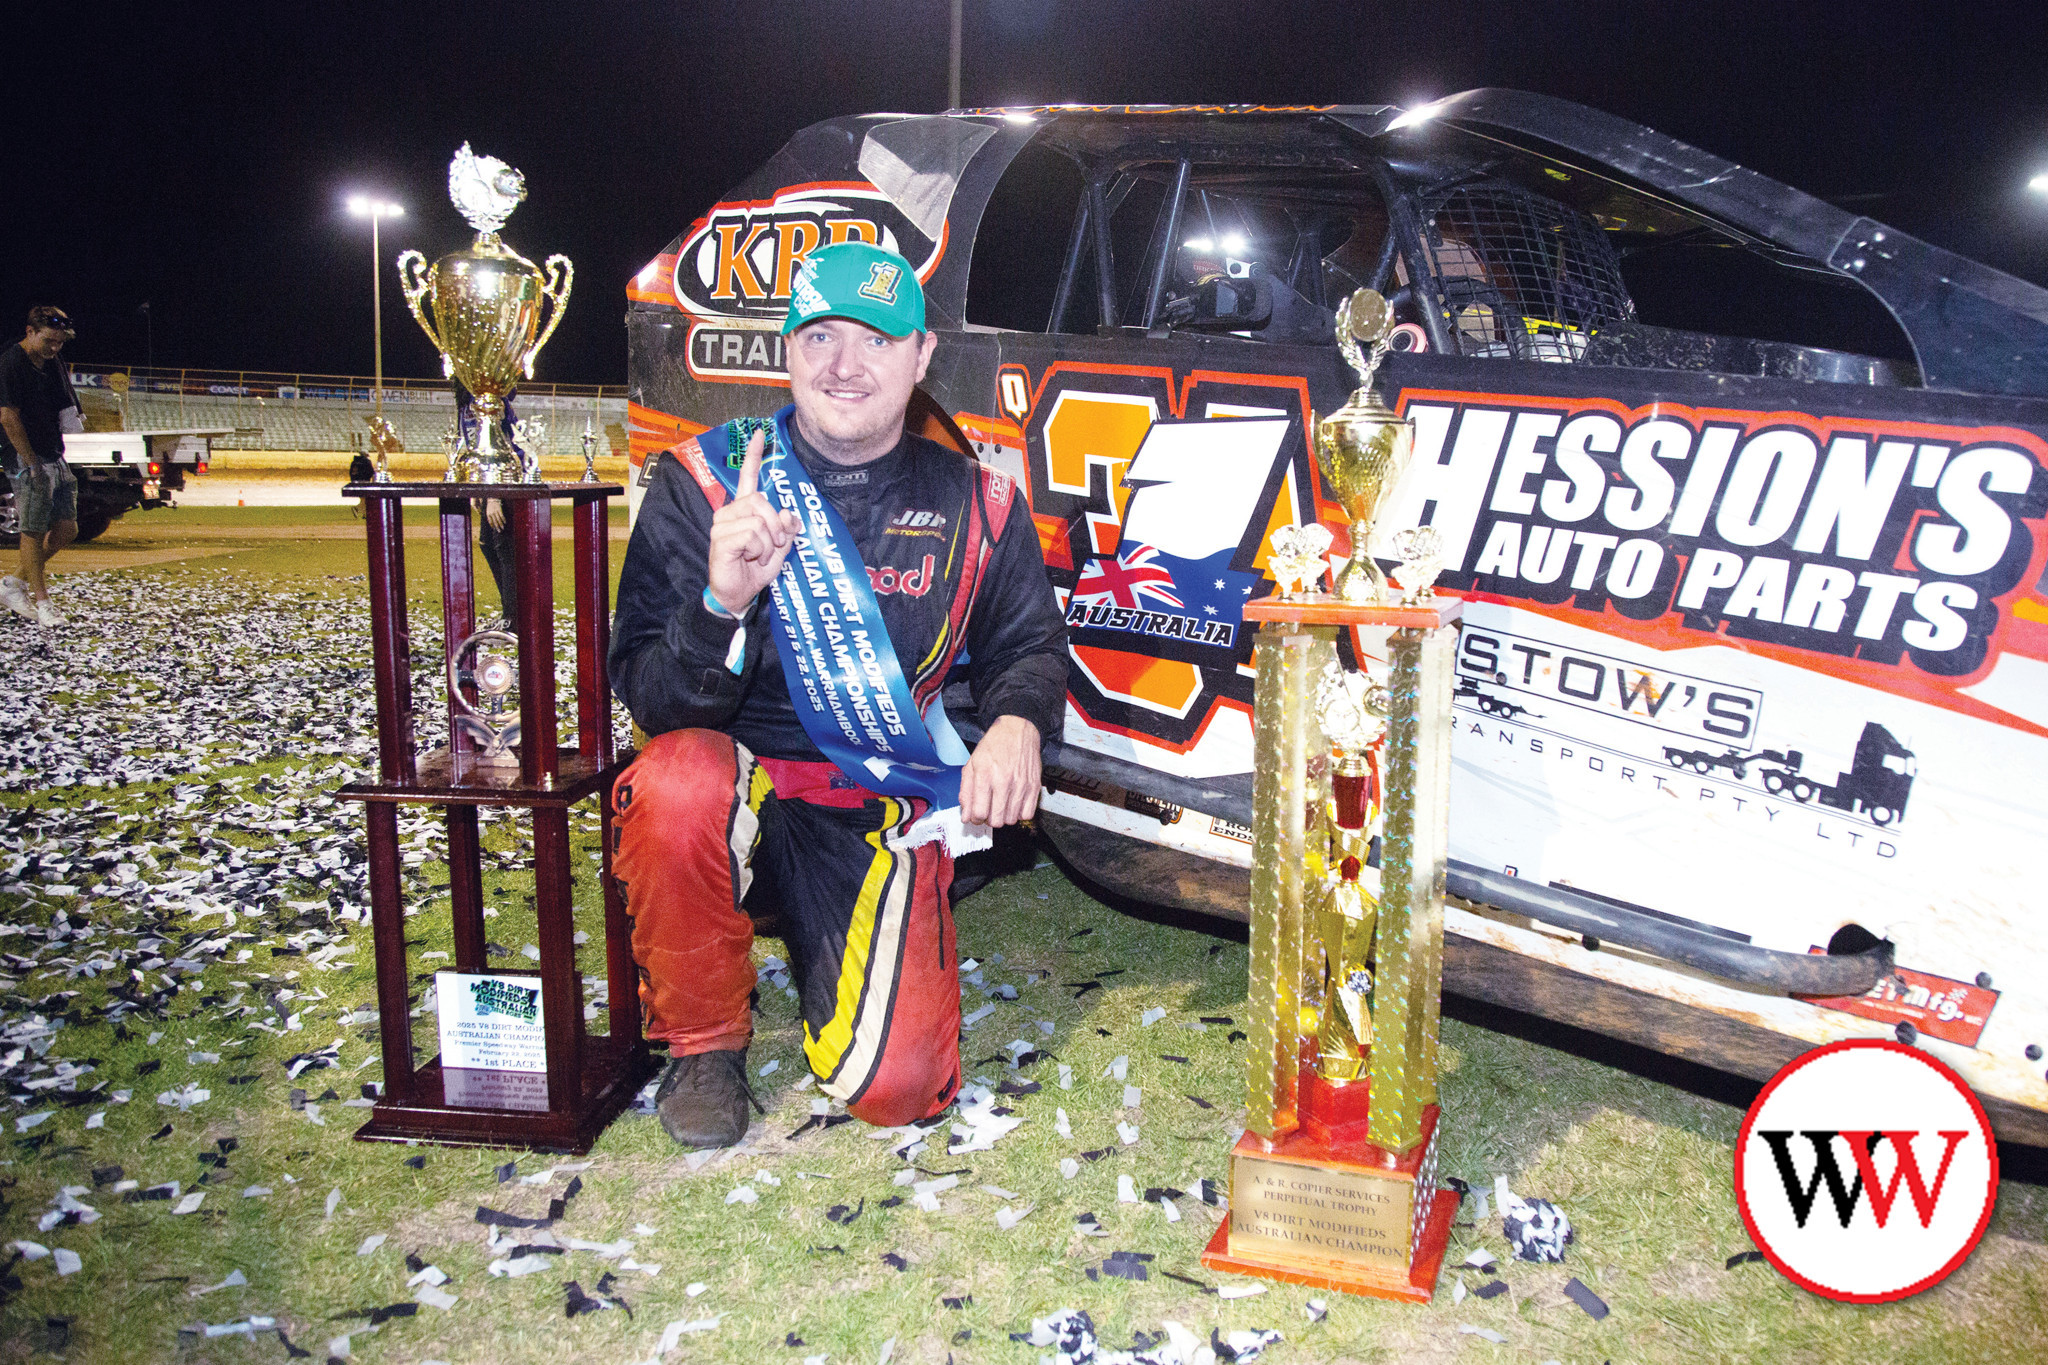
1201;289;1461;1301
339;146;650;1153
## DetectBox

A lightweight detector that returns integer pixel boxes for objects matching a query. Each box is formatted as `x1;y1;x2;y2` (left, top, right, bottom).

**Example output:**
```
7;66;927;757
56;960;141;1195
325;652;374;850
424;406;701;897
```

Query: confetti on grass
1563;1278;1609;1318
1497;1177;1574;1263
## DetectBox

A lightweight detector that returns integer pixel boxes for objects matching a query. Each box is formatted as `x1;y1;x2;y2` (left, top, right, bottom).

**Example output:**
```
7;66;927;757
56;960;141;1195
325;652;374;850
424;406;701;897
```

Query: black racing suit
610;419;1068;757
606;416;1068;1123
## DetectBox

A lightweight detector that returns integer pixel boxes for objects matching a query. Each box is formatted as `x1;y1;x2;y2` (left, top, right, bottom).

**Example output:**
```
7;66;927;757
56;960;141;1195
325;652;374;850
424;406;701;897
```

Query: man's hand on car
960;714;1042;828
706;428;802;615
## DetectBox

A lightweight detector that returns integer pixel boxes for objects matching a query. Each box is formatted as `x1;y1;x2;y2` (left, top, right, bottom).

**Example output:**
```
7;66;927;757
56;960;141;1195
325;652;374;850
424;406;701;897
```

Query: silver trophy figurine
440;420;466;483
449;629;522;766
1267;522;1334;600
580;418;600;482
510;416;547;484
1390;526;1447;606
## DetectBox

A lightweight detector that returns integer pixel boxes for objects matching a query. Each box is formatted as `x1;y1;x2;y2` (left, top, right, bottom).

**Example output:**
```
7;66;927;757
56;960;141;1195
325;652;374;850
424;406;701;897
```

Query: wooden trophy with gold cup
1201;289;1461;1301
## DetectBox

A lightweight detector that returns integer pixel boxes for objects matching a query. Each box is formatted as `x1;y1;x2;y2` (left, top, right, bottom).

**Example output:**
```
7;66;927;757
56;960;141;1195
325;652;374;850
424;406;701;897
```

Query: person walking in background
478;497;516;626
1;307;82;628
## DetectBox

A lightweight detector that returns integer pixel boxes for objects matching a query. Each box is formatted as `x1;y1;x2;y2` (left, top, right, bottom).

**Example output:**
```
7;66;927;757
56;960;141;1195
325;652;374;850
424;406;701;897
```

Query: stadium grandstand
69;366;628;459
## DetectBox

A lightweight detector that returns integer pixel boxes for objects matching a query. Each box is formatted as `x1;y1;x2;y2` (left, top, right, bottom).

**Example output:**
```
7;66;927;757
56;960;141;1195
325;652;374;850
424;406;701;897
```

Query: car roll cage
1014;95;2048;396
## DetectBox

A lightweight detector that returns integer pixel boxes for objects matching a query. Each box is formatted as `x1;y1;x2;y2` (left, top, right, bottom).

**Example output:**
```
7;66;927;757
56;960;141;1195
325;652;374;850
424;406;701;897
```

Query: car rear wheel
73;510;113;544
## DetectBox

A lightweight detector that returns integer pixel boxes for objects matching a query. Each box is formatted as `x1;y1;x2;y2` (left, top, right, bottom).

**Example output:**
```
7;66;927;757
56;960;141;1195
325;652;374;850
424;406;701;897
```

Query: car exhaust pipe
952;707;1894;999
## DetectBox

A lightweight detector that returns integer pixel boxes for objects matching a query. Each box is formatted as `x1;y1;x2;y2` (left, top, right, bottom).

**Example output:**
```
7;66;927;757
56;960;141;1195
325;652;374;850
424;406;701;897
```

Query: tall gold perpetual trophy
1201;289;1461;1302
397;144;573;483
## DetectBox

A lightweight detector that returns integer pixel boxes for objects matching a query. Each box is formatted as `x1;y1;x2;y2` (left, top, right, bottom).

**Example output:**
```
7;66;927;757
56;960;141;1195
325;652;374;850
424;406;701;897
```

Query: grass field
1;505;2043;1364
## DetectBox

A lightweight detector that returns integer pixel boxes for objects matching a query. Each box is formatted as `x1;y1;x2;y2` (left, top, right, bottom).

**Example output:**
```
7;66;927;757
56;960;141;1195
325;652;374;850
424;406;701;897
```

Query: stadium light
2030;172;2048;195
346;196;404;420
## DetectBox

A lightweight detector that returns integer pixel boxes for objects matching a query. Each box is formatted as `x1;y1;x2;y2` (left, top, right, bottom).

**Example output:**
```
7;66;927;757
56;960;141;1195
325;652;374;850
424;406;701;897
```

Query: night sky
9;1;2046;385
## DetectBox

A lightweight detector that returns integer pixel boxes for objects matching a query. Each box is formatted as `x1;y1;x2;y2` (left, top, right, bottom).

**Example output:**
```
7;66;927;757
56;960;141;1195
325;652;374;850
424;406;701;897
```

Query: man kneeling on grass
607;244;1067;1148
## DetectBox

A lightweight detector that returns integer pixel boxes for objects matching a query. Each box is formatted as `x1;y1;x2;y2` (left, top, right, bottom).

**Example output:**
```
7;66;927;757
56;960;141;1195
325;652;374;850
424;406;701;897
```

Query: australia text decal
1019;364;1321;749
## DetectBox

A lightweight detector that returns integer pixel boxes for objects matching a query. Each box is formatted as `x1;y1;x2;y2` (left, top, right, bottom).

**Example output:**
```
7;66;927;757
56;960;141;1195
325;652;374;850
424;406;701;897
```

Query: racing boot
653;1048;752;1149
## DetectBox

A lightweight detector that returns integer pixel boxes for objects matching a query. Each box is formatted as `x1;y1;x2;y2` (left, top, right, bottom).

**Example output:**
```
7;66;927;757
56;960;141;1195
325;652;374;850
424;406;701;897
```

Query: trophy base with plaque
341;481;652;1154
1202;1104;1458;1302
1202;579;1463;1303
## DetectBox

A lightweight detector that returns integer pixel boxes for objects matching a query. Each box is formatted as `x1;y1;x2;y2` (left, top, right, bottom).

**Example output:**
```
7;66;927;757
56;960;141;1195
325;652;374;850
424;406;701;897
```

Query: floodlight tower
347;196;405;418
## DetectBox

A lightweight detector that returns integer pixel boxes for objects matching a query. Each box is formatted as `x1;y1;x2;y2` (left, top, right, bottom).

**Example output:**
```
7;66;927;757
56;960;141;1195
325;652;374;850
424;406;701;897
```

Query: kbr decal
670;182;944;323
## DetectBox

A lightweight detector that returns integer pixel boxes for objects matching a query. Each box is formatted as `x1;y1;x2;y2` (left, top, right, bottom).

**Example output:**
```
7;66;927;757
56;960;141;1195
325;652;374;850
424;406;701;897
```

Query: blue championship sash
701;408;974;834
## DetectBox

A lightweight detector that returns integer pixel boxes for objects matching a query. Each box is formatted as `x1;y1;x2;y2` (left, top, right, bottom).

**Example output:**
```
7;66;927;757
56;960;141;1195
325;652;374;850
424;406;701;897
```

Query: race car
624;92;2048;1144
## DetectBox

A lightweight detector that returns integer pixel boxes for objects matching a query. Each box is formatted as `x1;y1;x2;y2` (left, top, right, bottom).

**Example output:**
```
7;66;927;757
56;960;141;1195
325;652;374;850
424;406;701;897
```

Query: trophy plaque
398;144;572;484
1202;289;1460;1301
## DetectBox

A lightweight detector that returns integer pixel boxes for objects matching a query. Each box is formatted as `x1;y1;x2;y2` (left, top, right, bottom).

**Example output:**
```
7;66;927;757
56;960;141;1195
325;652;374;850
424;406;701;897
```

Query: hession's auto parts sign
1364;380;2047;971
1385;390;2047;708
1014;353;2047;988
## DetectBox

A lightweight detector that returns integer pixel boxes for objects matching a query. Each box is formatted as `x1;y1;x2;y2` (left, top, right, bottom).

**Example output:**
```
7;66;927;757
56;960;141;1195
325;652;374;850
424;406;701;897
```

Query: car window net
1416;180;1634;361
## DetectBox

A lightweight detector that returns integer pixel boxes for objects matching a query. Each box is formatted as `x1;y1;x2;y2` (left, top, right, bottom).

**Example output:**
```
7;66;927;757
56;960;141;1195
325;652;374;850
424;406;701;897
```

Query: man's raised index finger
737;428;767;498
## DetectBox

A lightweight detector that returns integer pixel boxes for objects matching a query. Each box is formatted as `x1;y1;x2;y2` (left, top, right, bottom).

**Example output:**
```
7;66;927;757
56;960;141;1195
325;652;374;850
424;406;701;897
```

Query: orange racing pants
610;729;962;1127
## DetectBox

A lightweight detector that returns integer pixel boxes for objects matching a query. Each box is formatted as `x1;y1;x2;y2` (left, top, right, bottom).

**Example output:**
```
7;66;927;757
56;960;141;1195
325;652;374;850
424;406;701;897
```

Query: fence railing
69;365;628;456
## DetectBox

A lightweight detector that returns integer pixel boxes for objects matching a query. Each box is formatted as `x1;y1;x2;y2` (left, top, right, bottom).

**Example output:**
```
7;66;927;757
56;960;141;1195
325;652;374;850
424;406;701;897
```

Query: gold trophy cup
1316;289;1415;603
397;145;572;484
1201;292;1460;1299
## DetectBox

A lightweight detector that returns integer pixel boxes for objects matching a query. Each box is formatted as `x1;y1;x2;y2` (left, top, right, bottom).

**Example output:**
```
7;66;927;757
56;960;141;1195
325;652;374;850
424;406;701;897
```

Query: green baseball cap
781;241;926;338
